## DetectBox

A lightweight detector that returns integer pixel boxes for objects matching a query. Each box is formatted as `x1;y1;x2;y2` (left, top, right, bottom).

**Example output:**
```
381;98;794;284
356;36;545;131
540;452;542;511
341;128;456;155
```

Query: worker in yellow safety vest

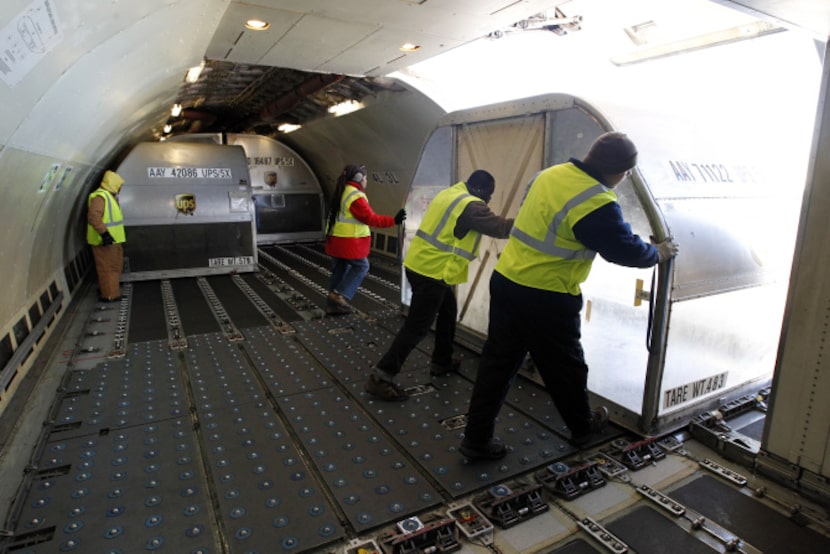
461;132;679;460
86;170;126;302
324;164;406;315
365;170;514;400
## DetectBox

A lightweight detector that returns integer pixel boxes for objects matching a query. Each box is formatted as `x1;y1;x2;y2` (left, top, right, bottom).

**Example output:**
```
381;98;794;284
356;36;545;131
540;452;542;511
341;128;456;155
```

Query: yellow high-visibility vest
404;182;483;285
496;163;616;294
86;189;125;245
329;184;370;238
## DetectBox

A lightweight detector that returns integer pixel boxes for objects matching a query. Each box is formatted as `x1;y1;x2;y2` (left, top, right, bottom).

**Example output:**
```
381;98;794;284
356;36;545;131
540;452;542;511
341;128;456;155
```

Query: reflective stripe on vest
404;182;482;285
413;191;481;262
509;183;607;260
496;163;616;294
86;189;125;245
329;184;370;238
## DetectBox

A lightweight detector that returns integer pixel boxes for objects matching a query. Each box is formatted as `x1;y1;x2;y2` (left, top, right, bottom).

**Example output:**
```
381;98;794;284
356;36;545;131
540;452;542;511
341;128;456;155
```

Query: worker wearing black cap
460;132;679;460
365;170;514;401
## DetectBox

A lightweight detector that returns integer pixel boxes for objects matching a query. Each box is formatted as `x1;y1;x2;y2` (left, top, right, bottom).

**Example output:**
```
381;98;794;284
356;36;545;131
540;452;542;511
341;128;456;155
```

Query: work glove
394;208;407;225
101;231;115;246
651;236;679;263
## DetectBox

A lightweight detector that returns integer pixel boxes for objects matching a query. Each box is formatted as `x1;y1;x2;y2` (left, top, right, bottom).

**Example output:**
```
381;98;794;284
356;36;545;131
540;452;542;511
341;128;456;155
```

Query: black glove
394;208;406;225
100;231;115;246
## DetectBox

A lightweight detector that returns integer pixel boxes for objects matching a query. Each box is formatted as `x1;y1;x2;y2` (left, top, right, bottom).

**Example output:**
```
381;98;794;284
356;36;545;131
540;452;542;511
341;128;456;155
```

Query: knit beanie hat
466;169;495;201
584;132;638;175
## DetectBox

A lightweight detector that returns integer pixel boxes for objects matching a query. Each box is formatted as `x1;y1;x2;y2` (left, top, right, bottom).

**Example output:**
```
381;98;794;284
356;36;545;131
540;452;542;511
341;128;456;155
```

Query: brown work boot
326;291;352;315
364;374;408;400
327;291;350;307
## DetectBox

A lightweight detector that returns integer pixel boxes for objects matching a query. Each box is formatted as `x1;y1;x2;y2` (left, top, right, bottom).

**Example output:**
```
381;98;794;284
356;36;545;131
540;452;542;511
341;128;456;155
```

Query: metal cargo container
116;141;256;280
168;133;326;244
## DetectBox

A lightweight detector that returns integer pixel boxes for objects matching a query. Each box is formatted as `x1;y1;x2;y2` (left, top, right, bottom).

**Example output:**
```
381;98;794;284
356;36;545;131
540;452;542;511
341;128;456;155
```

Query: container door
455;114;545;336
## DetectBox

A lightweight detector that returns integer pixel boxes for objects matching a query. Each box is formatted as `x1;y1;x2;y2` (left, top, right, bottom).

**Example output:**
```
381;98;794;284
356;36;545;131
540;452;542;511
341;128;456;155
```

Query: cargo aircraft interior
1;0;830;553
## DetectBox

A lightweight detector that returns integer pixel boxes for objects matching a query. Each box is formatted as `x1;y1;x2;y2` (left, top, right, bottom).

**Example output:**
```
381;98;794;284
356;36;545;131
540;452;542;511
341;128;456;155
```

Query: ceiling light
611;21;780;65
328;100;364;117
400;43;420;52
245;19;270;31
277;123;301;133
186;61;205;83
171;104;182;117
163;124;172;134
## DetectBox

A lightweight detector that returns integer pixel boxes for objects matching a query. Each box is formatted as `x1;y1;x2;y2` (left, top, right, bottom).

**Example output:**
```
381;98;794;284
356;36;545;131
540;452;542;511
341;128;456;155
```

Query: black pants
463;270;592;444
376;268;456;376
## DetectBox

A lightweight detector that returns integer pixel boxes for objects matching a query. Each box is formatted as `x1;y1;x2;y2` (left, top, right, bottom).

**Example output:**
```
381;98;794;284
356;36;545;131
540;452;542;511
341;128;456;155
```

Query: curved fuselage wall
281;84;446;258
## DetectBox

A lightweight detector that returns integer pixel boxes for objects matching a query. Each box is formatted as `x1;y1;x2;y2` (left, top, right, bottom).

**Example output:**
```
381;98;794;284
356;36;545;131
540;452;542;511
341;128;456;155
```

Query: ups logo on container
175;193;196;215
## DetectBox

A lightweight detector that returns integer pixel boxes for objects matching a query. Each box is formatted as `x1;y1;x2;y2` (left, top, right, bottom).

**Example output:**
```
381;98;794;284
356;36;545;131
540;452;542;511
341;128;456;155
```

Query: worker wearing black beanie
365;169;514;401
584;132;639;176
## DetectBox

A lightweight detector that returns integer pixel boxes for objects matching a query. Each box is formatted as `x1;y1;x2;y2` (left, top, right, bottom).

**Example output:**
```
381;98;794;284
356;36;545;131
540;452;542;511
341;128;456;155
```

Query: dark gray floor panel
184;333;266;402
277;387;442;532
669;475;830;553
13;418;219;553
347;375;578;498
457;363;624;449
128;280;167;342
292;315;432;384
288;318;576;498
606;505;716;553
239;272;304;324
205;274;269;329
170;278;220;336
545;539;603;553
47;340;186;442
242;325;335;396
182;333;346;552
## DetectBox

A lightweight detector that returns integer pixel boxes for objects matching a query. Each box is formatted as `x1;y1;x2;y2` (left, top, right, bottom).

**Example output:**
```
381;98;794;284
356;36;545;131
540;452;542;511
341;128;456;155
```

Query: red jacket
326;181;396;259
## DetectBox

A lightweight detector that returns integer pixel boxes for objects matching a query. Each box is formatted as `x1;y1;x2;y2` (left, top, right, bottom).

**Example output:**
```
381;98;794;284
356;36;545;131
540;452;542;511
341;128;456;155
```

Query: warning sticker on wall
0;0;63;87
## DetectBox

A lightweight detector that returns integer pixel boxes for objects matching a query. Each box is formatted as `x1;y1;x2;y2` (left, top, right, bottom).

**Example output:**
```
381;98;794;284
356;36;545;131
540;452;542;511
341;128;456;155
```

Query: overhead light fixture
611;21;781;65
277;123;301;133
328;100;364;117
171;103;182;117
163;124;172;134
245;19;270;31
186;60;205;83
400;43;420;52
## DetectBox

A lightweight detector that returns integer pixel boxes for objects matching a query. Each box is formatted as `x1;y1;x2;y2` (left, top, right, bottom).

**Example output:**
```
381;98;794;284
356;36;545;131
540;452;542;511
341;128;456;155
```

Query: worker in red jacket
324;164;405;315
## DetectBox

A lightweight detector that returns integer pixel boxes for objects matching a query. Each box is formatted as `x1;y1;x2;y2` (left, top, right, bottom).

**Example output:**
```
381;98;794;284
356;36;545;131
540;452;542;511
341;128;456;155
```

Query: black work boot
460;438;507;461
570;406;609;448
364;374;408;400
429;359;461;377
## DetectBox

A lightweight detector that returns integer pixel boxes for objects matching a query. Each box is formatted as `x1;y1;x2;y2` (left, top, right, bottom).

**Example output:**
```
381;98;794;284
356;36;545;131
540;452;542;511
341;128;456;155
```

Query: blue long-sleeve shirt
569;159;659;268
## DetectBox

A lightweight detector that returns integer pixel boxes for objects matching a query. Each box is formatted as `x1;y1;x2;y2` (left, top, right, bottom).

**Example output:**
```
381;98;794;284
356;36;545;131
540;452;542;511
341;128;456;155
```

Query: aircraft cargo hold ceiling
159;0;829;139
161;0;570;136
